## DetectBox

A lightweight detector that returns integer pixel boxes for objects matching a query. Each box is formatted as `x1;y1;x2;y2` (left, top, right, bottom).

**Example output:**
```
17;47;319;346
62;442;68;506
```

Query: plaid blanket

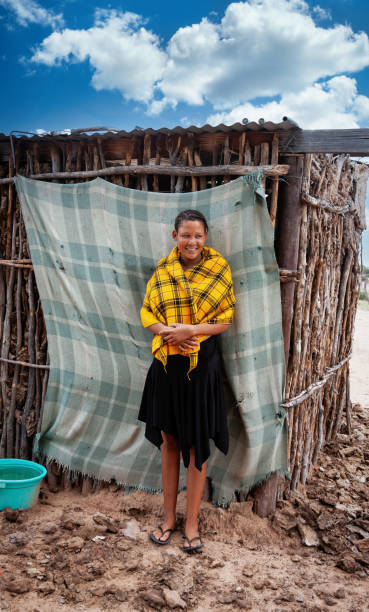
15;171;290;506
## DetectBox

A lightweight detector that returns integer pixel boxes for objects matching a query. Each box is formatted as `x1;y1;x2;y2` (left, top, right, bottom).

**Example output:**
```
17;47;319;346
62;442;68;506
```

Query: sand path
350;307;369;408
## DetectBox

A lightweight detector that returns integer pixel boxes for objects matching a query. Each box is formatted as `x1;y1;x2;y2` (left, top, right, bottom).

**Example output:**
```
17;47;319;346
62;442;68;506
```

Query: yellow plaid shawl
140;245;235;375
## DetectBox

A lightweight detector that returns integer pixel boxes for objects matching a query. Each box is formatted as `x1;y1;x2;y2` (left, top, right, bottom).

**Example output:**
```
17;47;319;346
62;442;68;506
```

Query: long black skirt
138;335;229;471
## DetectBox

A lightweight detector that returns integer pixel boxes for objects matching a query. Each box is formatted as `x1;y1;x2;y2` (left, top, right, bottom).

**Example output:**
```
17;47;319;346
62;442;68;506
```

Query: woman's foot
182;522;203;551
182;534;203;552
150;517;177;544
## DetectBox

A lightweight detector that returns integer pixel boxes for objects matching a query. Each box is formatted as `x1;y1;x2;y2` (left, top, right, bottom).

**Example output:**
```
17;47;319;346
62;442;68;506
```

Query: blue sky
1;0;369;265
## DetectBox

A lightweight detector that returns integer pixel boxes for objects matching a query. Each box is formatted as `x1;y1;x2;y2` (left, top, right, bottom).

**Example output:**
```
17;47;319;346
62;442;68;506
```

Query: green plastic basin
0;458;47;510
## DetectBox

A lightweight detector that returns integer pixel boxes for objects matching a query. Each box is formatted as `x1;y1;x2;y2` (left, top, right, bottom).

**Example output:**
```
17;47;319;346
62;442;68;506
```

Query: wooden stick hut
0;119;368;516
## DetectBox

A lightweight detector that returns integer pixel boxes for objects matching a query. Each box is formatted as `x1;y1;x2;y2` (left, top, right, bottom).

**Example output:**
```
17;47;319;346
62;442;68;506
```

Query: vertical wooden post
270;133;279;226
252;155;304;517
274;155;304;368
252;472;280;517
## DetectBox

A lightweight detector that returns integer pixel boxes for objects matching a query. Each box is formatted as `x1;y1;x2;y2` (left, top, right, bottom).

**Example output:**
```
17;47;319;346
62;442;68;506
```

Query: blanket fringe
35;449;187;495
35;448;290;510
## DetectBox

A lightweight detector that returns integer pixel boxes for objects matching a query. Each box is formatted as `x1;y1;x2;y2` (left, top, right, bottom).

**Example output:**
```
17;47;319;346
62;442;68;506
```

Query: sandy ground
350;306;369;409
1;307;369;612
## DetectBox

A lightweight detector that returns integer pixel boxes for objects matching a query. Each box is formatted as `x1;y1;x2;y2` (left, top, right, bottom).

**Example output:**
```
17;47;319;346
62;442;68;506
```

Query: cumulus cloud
312;5;331;21
207;76;369;128
28;0;369;123
155;0;369;111
0;0;64;28
30;9;166;103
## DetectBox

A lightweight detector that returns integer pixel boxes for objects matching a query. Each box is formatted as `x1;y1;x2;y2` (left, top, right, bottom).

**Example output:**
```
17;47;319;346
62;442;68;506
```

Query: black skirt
138;335;229;471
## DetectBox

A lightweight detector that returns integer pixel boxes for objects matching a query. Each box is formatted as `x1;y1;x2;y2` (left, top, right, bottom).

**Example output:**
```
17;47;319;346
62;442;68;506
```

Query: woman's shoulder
155;254;171;269
154;246;178;270
205;246;230;267
150;251;173;274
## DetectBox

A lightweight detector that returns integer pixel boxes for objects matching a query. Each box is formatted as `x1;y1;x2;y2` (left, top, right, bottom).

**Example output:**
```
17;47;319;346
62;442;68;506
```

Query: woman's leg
151;431;180;542
184;447;207;547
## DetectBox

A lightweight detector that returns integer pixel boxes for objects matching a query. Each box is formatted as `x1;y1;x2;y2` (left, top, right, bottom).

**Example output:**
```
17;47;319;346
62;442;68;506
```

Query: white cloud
28;0;369;123
207;76;369;128
312;5;331;21
0;0;64;28
355;95;369;121
30;9;166;104
155;0;369;111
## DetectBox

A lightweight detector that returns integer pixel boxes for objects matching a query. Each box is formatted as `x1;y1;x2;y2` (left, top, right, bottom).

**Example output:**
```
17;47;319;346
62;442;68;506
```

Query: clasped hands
159;323;199;352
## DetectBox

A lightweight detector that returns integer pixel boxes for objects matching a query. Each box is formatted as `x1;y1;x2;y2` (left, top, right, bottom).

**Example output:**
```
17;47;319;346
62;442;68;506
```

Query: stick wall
0;132;367;507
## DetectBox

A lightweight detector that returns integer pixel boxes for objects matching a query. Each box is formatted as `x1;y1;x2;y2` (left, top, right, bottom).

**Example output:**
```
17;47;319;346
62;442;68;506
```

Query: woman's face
172;220;208;267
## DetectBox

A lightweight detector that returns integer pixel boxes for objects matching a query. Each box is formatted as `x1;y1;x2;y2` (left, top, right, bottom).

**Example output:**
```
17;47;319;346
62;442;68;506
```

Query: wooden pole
0;164;290;185
252;472;280;517
275;155;305;368
270;133;279;226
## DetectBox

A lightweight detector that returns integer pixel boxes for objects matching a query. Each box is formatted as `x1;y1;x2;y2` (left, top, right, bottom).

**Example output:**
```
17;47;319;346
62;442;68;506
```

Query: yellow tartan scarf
140;246;235;376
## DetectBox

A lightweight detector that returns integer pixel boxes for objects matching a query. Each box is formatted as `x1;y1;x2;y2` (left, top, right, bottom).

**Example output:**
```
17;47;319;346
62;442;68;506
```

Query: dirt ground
1;308;369;612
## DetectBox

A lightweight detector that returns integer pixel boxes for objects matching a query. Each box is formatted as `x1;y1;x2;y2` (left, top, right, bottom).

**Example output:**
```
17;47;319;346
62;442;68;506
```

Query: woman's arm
148;322;200;351
146;322;169;335
160;322;230;346
191;323;230;336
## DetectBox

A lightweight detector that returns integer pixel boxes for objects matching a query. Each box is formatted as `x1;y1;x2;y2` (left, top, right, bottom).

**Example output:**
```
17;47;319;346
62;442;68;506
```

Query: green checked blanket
15;171;290;506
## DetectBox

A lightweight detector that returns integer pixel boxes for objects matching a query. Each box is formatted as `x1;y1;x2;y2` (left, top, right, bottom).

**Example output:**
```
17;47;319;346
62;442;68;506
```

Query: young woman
138;209;235;552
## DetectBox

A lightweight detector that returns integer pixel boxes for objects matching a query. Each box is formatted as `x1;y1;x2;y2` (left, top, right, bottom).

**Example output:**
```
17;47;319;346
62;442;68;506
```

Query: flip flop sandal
149;524;177;545
182;535;203;552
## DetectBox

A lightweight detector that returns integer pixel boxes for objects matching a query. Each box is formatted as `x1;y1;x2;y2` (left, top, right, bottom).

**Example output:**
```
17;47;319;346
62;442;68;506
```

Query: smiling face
172;220;208;268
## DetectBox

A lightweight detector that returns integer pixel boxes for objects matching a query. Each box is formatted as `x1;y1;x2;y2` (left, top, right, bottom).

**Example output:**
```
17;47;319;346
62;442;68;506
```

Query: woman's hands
147;322;198;350
159;323;199;352
148;321;229;352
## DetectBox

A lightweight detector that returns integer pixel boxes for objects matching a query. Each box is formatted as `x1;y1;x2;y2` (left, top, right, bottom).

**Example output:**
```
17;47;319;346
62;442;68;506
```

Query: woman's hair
174;209;209;233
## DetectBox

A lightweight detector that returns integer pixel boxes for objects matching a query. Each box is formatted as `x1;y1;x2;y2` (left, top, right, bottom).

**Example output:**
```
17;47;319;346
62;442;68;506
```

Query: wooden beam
0;259;33;269
0;164;289;184
301;191;350;214
279;129;369;155
0;356;50;370
280;353;351;409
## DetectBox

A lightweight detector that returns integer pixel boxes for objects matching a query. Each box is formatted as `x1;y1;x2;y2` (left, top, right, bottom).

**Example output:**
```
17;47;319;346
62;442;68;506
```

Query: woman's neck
180;252;203;271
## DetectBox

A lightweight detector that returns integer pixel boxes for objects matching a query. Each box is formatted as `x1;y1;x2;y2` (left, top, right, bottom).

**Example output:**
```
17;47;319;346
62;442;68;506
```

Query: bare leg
151;431;180;542
184;447;207;548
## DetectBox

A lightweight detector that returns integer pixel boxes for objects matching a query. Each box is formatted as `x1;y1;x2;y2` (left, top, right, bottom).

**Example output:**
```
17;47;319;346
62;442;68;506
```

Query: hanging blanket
15;171;290;506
